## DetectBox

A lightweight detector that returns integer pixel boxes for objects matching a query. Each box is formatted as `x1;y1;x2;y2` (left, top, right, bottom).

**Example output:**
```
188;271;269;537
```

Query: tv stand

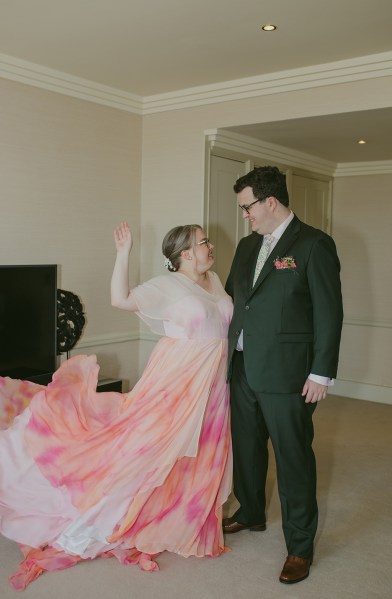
97;377;122;393
36;374;122;392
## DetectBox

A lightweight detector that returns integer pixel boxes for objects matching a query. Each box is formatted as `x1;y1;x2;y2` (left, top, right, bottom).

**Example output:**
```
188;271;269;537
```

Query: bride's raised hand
114;222;133;253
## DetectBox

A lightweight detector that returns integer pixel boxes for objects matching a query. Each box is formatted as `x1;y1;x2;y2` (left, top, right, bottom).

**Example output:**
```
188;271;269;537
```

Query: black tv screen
0;265;57;384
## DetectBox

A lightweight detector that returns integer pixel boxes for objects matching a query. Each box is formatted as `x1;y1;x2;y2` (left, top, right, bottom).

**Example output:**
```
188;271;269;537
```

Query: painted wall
0;78;143;390
333;174;392;389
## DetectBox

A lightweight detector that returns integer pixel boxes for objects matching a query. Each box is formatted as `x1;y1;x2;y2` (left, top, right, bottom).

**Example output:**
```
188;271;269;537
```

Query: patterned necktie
253;234;273;287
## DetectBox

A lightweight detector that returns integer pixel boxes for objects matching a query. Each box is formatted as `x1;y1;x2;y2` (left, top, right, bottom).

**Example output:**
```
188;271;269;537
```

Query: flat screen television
0;264;57;384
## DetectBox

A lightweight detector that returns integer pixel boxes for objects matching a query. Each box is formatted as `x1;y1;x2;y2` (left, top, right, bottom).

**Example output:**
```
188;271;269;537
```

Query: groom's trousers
229;350;318;560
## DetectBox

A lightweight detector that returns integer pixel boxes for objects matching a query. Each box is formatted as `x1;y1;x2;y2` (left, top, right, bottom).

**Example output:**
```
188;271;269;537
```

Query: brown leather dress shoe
279;555;312;584
222;516;266;534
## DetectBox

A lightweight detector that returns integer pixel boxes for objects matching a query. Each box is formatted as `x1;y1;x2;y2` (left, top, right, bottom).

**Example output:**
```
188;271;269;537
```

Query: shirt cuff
308;373;334;386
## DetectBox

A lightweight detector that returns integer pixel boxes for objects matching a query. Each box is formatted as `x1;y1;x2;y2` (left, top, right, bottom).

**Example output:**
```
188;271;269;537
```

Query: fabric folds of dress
0;271;233;589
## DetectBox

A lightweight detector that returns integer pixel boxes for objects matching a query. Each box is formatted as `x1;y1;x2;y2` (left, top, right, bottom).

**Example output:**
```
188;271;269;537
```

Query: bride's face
193;228;214;272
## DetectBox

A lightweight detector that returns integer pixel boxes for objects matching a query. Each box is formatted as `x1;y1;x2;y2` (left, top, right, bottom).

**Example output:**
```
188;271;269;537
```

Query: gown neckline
173;271;216;296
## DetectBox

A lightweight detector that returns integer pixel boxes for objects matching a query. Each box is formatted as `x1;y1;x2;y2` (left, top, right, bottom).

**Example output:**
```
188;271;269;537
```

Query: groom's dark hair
233;166;289;207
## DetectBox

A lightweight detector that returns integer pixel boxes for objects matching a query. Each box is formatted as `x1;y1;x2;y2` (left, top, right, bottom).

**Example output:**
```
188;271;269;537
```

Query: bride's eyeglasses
196;238;211;247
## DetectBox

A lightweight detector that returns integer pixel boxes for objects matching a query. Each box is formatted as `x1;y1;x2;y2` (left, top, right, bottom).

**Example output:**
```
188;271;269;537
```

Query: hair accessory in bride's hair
164;257;176;271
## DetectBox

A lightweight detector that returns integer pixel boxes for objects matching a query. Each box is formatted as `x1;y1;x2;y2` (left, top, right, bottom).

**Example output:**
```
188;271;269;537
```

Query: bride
0;222;233;590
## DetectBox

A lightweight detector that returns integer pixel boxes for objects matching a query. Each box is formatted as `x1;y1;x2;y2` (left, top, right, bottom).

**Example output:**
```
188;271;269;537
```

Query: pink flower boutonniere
274;256;298;272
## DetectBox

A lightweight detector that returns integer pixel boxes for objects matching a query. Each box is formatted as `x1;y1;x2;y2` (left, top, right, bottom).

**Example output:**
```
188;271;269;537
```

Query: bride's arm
111;222;139;312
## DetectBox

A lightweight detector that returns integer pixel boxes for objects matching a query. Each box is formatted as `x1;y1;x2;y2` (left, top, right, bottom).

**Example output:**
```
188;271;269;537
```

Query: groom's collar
270;210;294;242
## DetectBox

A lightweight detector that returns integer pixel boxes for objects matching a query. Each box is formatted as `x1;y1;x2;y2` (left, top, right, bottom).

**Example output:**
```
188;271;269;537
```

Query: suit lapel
249;216;301;297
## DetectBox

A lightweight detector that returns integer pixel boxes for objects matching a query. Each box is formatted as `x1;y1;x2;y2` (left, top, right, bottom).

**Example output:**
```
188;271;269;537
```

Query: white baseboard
70;332;392;406
75;330;139;349
330;379;392;405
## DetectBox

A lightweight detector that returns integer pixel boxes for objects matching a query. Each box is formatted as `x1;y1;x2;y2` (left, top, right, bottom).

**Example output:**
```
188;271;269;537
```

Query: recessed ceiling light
357;139;367;145
261;24;277;31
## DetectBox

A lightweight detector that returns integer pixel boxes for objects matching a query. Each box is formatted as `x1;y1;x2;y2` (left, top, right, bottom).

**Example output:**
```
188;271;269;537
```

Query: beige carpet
1;395;391;598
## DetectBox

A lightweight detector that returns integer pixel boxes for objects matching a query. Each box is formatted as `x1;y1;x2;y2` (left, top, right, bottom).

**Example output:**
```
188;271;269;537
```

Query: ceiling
227;109;392;163
1;0;392;163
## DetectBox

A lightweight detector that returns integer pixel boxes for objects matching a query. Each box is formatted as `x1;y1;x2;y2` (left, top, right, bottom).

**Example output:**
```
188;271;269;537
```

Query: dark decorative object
57;289;86;355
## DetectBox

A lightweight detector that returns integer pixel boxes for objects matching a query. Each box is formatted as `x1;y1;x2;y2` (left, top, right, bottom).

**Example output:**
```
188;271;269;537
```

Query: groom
224;166;343;584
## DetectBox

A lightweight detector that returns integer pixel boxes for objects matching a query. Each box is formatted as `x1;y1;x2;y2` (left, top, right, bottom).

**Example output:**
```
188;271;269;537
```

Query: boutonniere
274;256;297;272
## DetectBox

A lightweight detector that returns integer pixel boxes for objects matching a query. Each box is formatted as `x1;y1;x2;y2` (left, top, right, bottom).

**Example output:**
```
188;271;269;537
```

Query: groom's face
238;187;273;235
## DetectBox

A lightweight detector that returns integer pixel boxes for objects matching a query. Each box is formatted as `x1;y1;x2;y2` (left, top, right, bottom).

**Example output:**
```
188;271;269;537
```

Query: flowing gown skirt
0;339;232;590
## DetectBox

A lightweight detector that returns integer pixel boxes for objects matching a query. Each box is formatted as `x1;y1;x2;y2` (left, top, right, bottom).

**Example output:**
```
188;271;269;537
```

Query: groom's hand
302;379;328;403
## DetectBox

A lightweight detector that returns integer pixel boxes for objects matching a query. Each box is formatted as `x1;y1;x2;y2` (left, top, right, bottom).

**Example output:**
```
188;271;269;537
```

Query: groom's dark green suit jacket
225;215;343;393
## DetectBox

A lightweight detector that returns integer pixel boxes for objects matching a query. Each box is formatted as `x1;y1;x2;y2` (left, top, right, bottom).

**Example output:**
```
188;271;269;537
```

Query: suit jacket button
245;305;250;310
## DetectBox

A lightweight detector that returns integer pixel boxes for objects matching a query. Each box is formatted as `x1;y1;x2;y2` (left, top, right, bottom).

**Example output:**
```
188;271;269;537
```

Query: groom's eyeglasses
239;198;262;214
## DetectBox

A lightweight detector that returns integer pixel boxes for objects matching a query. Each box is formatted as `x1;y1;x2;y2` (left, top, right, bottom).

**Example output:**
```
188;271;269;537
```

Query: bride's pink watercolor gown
0;271;233;590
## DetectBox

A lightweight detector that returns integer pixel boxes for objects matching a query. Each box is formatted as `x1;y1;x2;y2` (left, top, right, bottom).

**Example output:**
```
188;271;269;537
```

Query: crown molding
1;51;392;116
208;129;392;177
0;53;143;114
335;160;392;176
207;129;337;176
142;51;392;114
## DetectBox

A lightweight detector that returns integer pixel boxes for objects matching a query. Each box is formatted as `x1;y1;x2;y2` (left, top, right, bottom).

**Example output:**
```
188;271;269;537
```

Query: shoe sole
223;523;266;534
249;524;266;531
279;571;310;584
